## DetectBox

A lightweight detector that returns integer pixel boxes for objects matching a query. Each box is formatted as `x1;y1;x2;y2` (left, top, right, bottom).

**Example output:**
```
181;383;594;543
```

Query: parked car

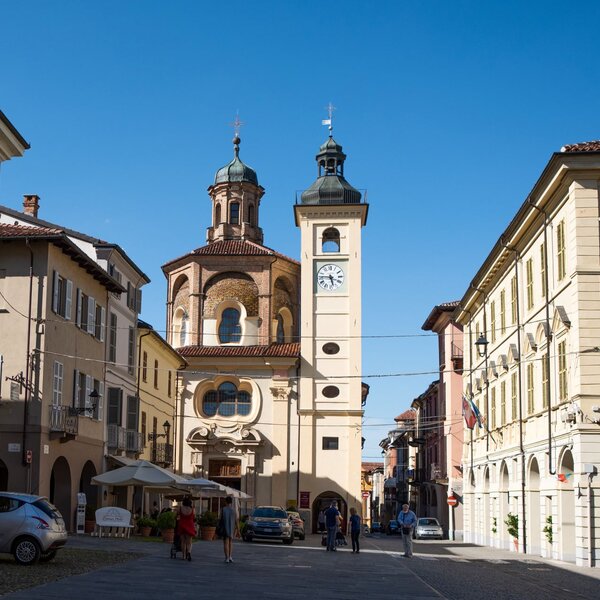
386;519;400;535
414;517;444;540
286;511;305;540
243;506;294;544
0;492;67;565
370;521;382;533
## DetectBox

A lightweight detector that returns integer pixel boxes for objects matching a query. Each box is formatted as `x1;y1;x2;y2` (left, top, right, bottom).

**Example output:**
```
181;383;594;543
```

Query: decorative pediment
187;424;262;447
465;383;472;397
535;322;550;346
524;333;537;354
552;306;571;333
507;344;519;364
487;360;498;379
475;376;482;391
498;354;508;371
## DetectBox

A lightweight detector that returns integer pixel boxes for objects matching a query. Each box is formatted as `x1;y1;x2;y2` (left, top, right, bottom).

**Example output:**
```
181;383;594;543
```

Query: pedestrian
151;502;159;520
176;497;196;562
324;500;341;551
348;507;361;553
318;509;326;533
220;496;239;563
397;503;417;558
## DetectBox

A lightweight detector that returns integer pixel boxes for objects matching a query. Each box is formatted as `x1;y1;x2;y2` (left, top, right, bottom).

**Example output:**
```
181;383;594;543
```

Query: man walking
324;500;341;551
397;503;417;558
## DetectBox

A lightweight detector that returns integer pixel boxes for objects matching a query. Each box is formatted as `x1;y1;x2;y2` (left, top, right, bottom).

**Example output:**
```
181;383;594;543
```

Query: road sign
25;450;33;464
361;492;370;498
447;495;458;506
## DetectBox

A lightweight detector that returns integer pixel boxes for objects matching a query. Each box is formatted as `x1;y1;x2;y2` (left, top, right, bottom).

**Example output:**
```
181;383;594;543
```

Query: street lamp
475;334;489;358
71;389;99;415
147;420;171;442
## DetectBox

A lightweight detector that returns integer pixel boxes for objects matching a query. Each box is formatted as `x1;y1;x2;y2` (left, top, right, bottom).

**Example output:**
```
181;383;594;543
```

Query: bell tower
294;126;368;514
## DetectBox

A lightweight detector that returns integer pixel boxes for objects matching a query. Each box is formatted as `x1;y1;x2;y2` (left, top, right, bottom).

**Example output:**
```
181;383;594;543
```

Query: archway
0;459;8;491
558;449;576;562
79;461;98;509
483;467;490;546
499;461;510;550
312;491;347;534
527;456;541;556
50;456;72;531
467;470;476;544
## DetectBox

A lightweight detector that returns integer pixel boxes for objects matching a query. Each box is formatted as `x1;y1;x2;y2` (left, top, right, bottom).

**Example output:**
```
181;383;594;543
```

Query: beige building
0;109;29;162
162;132;368;527
455;140;600;567
0;222;123;528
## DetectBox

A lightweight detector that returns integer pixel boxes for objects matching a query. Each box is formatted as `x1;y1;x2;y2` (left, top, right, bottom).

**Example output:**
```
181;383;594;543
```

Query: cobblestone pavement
2;533;599;599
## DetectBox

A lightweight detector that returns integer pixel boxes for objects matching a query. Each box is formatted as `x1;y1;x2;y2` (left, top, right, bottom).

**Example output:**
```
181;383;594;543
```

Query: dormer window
230;202;240;225
219;308;241;343
322;228;340;253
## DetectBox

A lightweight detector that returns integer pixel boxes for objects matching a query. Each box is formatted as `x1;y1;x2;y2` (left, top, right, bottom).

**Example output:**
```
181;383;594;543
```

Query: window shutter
52;271;59;313
73;369;80;407
85;374;92;410
76;289;82;327
136;288;142;313
97;381;104;421
127;282;132;308
88;297;96;334
65;280;73;320
100;306;106;341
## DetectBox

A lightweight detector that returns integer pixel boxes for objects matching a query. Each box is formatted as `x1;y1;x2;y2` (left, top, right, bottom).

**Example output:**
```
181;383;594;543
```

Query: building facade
455;141;600;567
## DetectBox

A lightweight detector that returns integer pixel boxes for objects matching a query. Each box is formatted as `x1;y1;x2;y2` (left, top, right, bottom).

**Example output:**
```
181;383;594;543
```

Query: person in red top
176;497;196;561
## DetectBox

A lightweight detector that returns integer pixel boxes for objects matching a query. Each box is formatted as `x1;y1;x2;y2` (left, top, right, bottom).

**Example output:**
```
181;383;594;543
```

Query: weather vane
321;102;336;136
231;111;244;138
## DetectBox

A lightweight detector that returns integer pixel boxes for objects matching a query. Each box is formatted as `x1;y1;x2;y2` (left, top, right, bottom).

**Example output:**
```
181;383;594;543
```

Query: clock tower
294;133;368;526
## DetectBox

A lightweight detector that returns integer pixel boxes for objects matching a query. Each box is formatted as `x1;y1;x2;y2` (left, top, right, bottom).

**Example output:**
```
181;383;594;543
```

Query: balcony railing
108;424;126;450
126;430;144;453
151;442;173;466
49;405;78;436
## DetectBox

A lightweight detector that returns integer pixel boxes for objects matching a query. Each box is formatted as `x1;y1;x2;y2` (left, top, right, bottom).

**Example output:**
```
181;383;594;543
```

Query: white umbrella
91;460;190;487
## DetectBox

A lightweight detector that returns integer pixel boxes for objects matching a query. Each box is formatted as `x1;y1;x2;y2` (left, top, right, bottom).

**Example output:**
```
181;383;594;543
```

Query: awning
107;455;138;467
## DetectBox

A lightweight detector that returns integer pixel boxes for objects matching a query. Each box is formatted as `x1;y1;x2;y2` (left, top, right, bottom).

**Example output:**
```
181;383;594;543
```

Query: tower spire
322;102;336;137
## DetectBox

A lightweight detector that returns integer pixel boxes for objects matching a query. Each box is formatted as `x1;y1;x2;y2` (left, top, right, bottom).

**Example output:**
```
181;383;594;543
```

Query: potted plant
198;510;218;541
505;512;519;551
84;505;97;534
157;510;177;543
543;516;553;544
137;516;156;537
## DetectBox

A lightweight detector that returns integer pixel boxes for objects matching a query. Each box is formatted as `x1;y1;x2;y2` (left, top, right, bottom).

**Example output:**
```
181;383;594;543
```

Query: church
161;128;369;530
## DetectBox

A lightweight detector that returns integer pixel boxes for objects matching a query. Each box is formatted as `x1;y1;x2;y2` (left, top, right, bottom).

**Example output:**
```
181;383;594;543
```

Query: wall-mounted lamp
148;420;171;442
475;334;489;358
71;389;99;415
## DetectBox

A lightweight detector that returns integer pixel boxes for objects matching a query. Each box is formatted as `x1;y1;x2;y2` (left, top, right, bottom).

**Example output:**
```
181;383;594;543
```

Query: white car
414;517;443;540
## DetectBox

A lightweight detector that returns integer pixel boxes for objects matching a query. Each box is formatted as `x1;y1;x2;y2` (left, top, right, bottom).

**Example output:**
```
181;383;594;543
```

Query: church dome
214;136;258;186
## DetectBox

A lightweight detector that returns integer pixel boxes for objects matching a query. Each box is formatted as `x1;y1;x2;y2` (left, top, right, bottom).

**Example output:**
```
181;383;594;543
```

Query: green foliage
543;515;553;544
157;510;177;530
198;510;218;527
137;516;156;528
504;512;519;539
491;516;497;534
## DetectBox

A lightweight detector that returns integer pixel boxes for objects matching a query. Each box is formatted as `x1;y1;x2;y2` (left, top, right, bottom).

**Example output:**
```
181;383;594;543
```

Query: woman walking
349;507;361;553
220;497;239;563
176;497;196;561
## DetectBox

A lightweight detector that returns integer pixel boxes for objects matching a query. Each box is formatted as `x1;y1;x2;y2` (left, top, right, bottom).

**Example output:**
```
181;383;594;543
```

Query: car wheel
14;537;41;565
39;550;57;563
283;536;294;545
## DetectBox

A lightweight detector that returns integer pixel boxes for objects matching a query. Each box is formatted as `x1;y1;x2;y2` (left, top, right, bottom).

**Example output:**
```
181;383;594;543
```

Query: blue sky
2;1;600;462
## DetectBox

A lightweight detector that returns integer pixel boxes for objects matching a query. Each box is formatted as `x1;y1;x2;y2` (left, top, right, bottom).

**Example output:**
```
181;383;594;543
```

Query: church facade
162;131;368;528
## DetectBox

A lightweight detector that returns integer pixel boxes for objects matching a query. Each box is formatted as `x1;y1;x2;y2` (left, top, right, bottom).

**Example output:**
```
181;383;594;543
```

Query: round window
322;386;340;398
322;342;340;355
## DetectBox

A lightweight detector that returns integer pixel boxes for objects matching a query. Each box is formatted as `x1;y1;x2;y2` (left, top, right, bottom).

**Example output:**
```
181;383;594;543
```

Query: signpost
447;495;458;507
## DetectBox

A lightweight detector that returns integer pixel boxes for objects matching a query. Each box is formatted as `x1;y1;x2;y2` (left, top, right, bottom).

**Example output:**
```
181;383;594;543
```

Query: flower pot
512;538;518;552
201;526;216;541
141;526;152;537
84;520;95;534
162;528;175;543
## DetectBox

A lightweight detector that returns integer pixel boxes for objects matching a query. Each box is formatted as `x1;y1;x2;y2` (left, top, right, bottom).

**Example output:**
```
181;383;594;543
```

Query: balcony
451;342;463;372
431;463;446;481
49;405;78;437
151;442;173;467
108;424;126;451
126;430;144;454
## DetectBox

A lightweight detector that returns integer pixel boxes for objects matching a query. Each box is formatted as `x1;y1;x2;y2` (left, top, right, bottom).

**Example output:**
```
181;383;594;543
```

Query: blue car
386;519;400;535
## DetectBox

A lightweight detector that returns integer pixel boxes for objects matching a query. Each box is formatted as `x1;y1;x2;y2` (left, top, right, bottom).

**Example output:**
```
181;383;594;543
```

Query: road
3;533;599;599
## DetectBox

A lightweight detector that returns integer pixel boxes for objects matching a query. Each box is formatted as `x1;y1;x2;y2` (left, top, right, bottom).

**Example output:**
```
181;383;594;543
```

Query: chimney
23;195;40;218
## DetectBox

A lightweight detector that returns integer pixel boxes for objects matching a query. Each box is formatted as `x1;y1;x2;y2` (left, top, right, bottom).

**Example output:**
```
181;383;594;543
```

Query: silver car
414;517;443;540
0;492;67;565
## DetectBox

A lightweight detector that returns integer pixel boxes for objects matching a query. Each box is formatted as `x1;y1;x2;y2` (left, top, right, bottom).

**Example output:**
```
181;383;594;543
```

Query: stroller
170;531;184;559
335;530;348;547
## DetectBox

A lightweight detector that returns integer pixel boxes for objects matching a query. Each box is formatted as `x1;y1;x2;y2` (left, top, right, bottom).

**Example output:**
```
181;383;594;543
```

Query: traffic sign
447;495;458;506
361;492;370;498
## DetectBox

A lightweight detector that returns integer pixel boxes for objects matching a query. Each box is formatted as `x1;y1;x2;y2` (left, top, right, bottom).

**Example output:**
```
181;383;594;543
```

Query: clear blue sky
2;0;600;462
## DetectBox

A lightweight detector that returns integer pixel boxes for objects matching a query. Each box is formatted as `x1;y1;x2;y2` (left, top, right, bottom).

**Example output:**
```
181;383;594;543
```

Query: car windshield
33;498;61;519
418;518;439;526
253;507;287;519
287;512;300;518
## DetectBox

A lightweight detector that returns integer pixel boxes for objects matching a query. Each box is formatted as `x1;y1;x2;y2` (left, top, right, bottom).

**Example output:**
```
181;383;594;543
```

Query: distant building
0;109;29;162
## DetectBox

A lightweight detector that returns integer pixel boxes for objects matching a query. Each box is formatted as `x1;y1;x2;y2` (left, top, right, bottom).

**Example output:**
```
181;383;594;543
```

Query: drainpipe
527;200;555;475
587;472;595;567
500;235;527;554
22;240;34;488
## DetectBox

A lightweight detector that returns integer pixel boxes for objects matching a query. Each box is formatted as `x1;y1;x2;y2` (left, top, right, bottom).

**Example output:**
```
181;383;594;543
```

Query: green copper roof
214;136;258;186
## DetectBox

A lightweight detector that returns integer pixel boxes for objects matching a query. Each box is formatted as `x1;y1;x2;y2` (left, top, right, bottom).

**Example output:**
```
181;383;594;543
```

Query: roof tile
178;342;300;358
0;223;63;237
560;140;600;153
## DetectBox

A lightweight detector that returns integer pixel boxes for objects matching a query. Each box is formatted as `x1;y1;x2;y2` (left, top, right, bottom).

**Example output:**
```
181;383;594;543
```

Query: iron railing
151;442;173;466
49;405;78;436
126;430;144;453
107;424;126;450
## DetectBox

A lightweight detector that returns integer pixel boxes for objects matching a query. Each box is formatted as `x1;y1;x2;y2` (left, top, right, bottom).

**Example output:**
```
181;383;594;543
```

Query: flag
471;398;483;428
322;119;332;126
557;473;572;483
462;395;477;429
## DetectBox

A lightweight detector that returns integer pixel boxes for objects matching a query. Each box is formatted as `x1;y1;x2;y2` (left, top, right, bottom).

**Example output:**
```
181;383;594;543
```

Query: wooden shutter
52;271;60;313
73;369;80;407
65;280;73;320
87;297;96;334
100;306;106;341
97;381;104;421
76;289;82;327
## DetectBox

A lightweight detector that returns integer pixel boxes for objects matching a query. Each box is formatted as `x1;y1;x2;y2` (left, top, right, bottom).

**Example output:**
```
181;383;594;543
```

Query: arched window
230;202;240;225
203;382;251;417
276;314;285;344
219;308;241;343
179;311;189;347
248;204;255;226
322;227;340;253
215;203;221;225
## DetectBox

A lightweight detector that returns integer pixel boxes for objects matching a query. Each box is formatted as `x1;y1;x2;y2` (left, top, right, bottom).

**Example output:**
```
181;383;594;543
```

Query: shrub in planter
137;516;156;537
157;510;177;542
198;511;218;541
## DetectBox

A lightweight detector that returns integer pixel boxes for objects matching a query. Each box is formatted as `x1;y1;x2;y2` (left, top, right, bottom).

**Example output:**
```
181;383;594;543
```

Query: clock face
317;264;344;291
